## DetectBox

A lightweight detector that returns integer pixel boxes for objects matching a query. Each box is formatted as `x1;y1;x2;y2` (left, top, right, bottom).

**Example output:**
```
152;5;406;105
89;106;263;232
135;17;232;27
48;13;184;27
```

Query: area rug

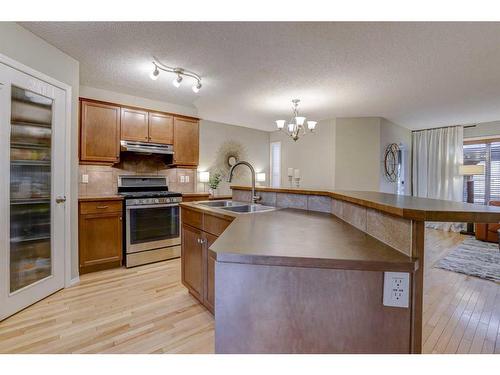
435;238;500;282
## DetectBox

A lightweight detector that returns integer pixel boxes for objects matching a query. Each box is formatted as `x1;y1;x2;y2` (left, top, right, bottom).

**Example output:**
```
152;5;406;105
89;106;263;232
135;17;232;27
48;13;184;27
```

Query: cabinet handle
96;205;109;209
119;216;122;221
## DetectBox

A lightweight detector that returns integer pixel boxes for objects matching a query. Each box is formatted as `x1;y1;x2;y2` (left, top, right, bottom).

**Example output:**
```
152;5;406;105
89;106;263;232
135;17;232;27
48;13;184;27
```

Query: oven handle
126;203;180;210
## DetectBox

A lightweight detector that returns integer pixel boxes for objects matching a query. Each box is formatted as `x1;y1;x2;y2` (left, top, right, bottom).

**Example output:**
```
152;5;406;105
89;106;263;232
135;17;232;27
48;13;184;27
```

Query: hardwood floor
422;229;500;354
0;259;214;354
0;228;498;354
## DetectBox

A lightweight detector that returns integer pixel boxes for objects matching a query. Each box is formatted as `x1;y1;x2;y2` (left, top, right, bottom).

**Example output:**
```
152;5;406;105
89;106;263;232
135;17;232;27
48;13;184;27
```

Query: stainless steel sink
196;200;242;207
219;204;275;213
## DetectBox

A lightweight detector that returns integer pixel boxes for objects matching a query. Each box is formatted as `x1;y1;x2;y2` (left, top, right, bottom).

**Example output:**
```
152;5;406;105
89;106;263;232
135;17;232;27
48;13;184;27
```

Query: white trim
0;53;74;289
69;277;80;287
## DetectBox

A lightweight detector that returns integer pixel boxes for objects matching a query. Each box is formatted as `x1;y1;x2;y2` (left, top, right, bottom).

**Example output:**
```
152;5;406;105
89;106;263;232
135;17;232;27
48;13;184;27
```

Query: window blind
462;141;500;205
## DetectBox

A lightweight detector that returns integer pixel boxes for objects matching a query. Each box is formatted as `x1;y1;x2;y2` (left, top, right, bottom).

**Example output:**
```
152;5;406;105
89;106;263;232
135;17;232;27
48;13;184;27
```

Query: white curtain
412;126;464;231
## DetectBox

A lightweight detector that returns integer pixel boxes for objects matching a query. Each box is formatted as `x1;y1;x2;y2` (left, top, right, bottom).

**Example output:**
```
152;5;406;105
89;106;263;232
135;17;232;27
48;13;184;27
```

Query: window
462;140;500;204
270;141;281;188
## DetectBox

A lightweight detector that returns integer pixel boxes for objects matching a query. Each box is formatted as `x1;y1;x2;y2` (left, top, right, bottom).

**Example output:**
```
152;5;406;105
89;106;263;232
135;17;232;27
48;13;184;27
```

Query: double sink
196;200;276;213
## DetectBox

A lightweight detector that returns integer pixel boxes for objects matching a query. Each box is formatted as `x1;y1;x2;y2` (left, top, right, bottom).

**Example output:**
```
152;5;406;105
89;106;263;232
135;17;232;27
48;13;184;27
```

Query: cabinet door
204;232;218;314
181;224;203;300
148;112;173;144
80;100;120;163
121;107;149;142
173;117;199;166
79;211;122;274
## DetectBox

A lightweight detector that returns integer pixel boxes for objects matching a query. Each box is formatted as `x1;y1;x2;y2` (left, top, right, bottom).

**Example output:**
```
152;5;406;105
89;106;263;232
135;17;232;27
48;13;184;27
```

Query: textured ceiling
19;22;500;131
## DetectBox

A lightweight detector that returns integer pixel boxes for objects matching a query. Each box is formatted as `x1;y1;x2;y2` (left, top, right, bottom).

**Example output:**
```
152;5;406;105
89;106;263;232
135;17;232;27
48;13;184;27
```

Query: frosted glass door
0;61;67;321
10;86;53;292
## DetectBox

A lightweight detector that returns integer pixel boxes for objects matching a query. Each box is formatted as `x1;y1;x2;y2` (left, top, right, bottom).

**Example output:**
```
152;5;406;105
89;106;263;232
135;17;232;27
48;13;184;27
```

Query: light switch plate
81;174;89;184
383;272;410;308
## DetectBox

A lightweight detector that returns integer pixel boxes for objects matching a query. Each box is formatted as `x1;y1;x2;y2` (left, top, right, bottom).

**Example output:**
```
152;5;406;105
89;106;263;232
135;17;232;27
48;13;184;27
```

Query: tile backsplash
79;153;195;196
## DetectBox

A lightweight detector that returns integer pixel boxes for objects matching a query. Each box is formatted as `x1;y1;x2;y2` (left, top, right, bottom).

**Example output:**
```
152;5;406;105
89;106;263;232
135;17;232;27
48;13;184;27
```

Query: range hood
120;140;174;155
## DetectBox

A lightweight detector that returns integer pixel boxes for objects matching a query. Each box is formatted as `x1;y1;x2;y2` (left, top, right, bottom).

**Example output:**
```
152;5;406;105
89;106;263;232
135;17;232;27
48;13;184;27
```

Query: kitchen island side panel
215;261;412;354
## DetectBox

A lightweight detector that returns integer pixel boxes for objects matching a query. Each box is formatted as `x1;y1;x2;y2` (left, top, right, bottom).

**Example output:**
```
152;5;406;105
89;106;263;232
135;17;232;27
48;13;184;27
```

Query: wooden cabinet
204;232;218;312
181;207;232;314
80;97;198;166
181;224;204;300
79;199;123;274
149;112;173;144
121;108;149;142
173;117;199;166
80;100;120;164
121;108;174;144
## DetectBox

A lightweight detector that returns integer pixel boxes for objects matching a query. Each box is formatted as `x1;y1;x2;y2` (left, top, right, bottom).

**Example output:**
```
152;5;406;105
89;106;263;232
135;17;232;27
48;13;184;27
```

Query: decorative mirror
384;143;400;182
227;155;238;167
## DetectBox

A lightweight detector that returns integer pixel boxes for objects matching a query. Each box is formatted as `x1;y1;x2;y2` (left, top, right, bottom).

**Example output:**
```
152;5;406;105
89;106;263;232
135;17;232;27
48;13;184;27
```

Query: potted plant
208;172;222;196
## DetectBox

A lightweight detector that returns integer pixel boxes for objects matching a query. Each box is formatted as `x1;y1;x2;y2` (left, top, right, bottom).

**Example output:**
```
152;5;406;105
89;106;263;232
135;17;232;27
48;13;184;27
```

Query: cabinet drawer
80;200;122;215
181;207;203;229
203;214;232;236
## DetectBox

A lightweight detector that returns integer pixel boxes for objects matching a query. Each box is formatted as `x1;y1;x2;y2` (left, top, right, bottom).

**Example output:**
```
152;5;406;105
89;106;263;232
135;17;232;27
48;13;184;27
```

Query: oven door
125;203;180;254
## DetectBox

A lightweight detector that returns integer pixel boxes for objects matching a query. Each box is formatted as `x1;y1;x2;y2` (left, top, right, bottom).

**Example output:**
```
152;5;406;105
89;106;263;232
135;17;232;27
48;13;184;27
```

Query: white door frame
0;52;73;288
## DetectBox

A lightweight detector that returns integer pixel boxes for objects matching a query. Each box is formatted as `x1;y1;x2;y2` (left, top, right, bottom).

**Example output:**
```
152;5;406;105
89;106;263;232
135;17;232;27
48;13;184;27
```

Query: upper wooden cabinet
80;100;120;164
79;97;198;166
149;112;174;144
173;117;199;166
121;108;149;142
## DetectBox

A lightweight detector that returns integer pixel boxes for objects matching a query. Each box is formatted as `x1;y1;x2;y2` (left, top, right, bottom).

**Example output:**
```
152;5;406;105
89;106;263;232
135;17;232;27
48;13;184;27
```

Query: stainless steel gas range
118;175;182;267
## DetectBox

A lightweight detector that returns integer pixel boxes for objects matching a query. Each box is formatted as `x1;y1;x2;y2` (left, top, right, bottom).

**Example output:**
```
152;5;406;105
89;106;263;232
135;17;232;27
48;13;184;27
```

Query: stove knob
154;198;159;204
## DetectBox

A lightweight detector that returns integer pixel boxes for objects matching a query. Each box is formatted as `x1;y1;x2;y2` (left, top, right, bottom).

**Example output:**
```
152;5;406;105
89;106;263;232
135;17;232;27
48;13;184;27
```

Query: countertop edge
230;185;500;222
209;249;419;273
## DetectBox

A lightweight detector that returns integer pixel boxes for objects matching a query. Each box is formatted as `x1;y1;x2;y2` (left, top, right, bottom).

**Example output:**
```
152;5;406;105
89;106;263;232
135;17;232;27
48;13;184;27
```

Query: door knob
55;196;66;204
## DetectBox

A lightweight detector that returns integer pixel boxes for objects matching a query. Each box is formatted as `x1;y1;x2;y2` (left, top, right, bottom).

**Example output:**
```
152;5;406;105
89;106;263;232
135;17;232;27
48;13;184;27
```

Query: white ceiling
19;22;500;131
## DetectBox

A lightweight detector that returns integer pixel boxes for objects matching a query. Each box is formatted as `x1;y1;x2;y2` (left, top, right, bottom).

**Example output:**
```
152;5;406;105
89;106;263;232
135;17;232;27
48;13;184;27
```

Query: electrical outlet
180;175;185;183
185;175;189;183
383;272;409;308
81;174;89;184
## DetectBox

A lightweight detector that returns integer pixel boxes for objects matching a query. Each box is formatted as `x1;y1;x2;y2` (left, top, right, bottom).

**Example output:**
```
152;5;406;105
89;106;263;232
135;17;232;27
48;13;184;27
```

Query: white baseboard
69;276;80;287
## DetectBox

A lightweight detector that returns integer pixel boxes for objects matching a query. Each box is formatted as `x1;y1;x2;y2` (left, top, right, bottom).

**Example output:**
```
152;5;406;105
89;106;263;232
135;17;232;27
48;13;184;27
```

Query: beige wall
271;116;410;193
379;118;411;194
198;120;270;195
270;119;336;189
335;117;381;191
464;120;500;139
0;22;80;280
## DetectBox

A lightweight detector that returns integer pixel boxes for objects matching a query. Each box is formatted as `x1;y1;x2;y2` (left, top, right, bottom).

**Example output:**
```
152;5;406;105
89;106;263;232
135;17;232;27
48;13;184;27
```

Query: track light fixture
150;66;159;80
150;56;202;93
172;75;183;88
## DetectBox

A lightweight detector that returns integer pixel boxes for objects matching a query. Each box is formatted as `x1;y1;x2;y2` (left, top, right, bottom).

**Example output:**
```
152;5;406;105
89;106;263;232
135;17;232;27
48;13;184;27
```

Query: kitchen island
180;187;500;353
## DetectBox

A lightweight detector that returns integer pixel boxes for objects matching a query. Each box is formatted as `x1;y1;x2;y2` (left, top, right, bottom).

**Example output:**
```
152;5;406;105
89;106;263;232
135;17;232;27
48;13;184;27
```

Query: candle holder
294;177;300;188
288;175;293;188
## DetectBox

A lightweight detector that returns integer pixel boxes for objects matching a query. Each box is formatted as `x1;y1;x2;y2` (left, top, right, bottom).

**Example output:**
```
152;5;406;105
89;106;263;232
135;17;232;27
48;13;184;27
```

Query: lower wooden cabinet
204;233;217;312
181;224;204;300
79;199;123;274
181;207;233;314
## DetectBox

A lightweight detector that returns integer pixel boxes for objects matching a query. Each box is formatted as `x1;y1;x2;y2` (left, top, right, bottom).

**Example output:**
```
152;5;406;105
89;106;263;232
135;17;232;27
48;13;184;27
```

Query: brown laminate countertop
78;195;124;202
181;201;417;272
231;185;500;222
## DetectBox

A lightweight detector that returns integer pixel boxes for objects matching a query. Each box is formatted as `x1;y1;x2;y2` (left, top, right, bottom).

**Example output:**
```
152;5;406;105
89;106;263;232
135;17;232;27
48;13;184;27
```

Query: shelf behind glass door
9;86;53;293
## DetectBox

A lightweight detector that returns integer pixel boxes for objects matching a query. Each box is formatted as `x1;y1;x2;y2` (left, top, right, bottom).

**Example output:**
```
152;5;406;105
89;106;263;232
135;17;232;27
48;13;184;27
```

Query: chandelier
150;56;202;93
275;99;317;141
